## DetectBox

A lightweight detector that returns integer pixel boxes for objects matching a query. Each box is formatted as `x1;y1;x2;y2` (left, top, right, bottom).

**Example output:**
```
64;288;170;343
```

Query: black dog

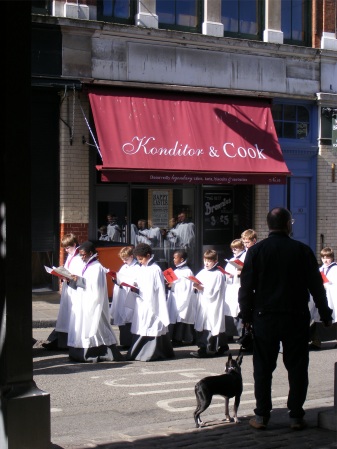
193;353;243;428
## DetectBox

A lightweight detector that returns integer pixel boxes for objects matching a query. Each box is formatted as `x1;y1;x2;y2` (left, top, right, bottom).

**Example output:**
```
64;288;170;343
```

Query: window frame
272;103;312;141
97;0;136;25
282;0;312;47
221;0;263;41
157;0;202;33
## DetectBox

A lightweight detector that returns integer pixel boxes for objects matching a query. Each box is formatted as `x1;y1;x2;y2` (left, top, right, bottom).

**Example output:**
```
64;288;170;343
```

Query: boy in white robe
310;246;337;349
68;241;123;363
191;249;228;358
127;243;174;361
166;249;196;345
110;246;140;347
224;239;246;340
43;233;83;350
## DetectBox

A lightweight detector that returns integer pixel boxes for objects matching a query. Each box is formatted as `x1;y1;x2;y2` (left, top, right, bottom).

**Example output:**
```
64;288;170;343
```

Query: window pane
283;122;296;138
177;0;198;27
272;104;283;121
222;0;239;33
274;121;283;137
284;105;296;121
281;0;292;40
158;0;197;27
297;106;309;122
292;0;304;41
297;122;309;139
157;0;175;24
240;0;257;34
102;0;130;18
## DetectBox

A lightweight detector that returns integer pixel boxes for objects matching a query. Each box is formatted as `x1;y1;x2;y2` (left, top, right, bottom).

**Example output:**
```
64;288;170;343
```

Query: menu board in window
203;191;233;245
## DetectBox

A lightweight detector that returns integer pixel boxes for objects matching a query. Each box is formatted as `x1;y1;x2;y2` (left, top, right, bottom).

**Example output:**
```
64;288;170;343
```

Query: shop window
281;0;310;46
321;108;337;147
272;104;310;140
31;0;51;14
157;0;200;32
131;187;196;271
221;0;261;39
97;0;135;24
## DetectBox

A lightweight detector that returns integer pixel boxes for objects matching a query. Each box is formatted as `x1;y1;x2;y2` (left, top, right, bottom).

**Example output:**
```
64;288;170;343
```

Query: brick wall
316;146;337;258
59;92;90;266
254;185;270;241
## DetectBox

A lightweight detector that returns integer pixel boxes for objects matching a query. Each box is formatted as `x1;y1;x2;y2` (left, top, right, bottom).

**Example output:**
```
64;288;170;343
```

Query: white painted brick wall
254;185;269;241
60;92;90;224
317;146;337;258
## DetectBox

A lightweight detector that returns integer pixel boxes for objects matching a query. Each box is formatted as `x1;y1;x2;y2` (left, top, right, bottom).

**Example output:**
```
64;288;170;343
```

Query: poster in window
203;191;233;245
148;189;173;230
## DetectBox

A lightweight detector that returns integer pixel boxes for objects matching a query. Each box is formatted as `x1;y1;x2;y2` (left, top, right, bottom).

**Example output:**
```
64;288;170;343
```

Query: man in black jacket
239;207;332;430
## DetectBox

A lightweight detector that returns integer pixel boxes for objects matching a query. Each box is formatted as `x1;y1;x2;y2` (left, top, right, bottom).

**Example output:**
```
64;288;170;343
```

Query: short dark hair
79;241;96;254
267;207;291;230
174;249;188;260
134;243;152;257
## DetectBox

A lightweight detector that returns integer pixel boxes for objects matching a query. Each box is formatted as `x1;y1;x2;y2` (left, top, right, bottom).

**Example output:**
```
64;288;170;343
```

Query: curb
33;320;57;329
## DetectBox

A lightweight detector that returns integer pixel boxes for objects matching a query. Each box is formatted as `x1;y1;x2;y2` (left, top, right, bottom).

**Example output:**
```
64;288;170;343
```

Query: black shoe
190;349;209;358
309;343;321;351
249;415;269;430
216;344;229;356
290;418;307;430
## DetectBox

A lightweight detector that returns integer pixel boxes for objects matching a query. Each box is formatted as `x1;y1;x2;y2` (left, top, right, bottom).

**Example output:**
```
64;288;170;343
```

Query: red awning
88;88;290;185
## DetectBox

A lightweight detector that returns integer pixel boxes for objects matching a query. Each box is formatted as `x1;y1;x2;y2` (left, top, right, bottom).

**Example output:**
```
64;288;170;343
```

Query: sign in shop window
203;191;233;245
148;189;173;229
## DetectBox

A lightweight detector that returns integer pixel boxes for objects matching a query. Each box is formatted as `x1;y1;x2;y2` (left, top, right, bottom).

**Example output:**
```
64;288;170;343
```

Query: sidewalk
32;291;337;449
32;289;60;328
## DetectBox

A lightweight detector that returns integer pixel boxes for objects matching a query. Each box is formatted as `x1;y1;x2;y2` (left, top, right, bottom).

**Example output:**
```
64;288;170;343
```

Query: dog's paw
223;417;231;423
234;418;240;424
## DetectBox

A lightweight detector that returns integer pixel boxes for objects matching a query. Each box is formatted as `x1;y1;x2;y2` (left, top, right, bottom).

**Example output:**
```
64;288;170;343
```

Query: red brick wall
324;0;336;32
312;0;336;48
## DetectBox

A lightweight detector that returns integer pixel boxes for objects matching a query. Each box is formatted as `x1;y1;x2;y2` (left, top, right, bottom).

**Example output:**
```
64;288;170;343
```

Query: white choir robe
309;264;337;323
176;222;195;248
110;260;140;325
68;258;118;348
194;267;227;336
167;264;196;324
131;261;170;337
55;252;84;334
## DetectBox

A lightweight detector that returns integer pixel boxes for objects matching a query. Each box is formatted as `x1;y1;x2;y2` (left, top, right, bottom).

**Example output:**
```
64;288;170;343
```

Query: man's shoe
249;415;269;430
308;343;321;351
190;349;209;358
290;418;307;430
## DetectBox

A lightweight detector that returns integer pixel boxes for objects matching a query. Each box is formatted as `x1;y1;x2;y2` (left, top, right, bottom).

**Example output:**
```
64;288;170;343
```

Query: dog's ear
228;353;232;361
236;354;243;366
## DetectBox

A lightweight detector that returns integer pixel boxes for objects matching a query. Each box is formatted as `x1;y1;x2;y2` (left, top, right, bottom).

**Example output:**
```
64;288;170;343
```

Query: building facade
31;0;337;288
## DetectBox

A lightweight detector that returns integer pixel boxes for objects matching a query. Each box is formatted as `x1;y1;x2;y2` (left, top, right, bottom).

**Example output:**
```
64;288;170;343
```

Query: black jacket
238;232;332;324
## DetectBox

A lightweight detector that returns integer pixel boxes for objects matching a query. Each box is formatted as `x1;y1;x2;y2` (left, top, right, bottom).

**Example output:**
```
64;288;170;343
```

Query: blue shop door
289;177;310;246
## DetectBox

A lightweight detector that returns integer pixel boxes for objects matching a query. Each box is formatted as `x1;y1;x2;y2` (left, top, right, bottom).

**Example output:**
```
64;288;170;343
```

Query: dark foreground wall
1;2;51;448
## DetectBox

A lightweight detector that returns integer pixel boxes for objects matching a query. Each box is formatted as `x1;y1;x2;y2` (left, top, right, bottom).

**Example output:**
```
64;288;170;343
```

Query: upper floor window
272;104;310;140
31;0;51;15
97;0;135;24
221;0;261;39
281;0;310;45
157;0;200;32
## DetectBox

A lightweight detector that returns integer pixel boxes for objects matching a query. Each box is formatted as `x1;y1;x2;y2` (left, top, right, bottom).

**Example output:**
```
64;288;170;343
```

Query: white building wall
317;146;337;255
59;92;90;225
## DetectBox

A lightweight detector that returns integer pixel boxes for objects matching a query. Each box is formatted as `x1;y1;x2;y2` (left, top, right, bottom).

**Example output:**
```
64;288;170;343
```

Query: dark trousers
252;309;310;419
